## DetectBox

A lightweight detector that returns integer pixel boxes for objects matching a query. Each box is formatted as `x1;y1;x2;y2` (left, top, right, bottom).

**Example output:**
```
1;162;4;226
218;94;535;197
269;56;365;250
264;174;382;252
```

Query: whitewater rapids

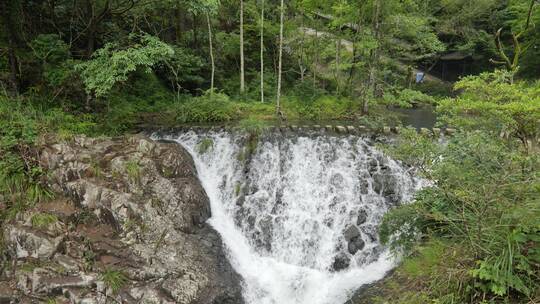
157;130;424;304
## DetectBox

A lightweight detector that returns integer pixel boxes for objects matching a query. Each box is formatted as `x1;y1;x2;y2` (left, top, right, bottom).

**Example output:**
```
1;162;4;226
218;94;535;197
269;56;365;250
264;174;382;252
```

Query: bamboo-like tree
276;0;285;116
364;0;381;114
206;13;215;92
187;0;220;93
260;0;265;103
240;0;245;94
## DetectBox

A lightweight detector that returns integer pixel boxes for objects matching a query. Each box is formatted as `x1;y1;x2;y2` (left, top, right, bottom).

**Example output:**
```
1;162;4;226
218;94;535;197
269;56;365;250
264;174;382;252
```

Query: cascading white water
157;130;424;304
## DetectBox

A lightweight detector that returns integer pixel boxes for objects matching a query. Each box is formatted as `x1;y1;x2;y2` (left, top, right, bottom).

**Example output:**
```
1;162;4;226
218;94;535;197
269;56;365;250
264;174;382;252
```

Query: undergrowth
380;131;540;303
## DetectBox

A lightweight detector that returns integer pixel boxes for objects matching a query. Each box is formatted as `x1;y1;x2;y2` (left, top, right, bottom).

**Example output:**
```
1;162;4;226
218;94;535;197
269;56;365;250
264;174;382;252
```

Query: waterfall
157;130;424;304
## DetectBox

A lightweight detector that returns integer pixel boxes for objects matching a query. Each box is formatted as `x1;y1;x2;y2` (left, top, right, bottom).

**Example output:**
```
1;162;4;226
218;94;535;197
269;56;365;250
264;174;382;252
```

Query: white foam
158;131;423;304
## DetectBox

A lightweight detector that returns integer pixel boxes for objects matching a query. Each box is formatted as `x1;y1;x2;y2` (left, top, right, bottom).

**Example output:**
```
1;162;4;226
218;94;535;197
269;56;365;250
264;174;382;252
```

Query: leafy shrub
157;46;204;94
380;127;440;172
76;34;174;98
173;91;240;123
290;96;360;120
383;88;437;108
413;80;455;97
438;70;540;152
237;117;269;135
29;34;70;63
381;132;540;302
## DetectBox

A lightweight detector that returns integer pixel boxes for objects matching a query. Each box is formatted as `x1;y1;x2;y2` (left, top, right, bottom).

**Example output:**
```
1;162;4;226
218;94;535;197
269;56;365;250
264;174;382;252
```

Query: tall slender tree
240;0;245;94
187;0;220;93
276;0;285;116
364;0;381;114
260;0;265;103
206;12;215;92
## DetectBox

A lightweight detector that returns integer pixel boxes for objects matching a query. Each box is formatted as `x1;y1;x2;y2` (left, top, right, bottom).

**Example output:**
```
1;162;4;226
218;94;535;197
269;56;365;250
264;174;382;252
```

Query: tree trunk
335;37;341;95
260;0;265;103
299;13;306;82
174;7;183;43
1;0;20;94
364;0;381;114
85;0;96;57
240;0;245;94
313;28;318;87
206;13;215;93
348;12;362;95
193;13;199;48
276;0;284;116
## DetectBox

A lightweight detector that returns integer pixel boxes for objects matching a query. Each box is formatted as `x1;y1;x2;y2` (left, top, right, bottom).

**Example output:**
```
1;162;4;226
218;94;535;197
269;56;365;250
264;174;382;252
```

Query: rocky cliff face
1;135;244;304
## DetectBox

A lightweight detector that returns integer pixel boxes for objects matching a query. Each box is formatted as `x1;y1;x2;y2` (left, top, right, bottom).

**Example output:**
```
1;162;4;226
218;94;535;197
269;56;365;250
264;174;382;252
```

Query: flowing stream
157;130;424;304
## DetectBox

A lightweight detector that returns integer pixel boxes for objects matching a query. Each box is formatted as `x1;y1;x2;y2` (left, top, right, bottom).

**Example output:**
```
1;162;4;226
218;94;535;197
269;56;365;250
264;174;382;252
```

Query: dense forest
1;0;539;303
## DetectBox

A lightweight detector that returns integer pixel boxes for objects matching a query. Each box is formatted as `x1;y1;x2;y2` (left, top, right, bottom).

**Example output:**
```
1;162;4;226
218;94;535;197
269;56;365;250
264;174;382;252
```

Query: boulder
347;237;365;255
4;226;63;259
344;226;365;255
331;253;350;272
356;209;368;226
4;135;244;304
344;226;361;242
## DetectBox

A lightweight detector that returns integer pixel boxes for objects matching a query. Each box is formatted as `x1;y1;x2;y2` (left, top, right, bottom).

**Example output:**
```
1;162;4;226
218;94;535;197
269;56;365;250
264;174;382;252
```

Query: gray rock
347;237;365;255
344;225;365;255
4;226;63;259
344;226;361;242
54;254;80;273
356;209;368;226
31;268;96;295
331;253;350;271
5;135;244;304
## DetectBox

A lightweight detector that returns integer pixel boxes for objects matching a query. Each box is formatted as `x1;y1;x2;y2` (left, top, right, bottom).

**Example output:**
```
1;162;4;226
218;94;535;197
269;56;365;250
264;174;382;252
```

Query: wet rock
331;253;350;271
356;209;368;226
344;226;361;241
258;216;274;252
348;237;365;255
344;226;365;255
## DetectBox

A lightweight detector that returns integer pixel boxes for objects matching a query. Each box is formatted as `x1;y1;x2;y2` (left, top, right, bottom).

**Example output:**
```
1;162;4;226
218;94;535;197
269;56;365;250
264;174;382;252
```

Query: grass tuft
101;268;128;293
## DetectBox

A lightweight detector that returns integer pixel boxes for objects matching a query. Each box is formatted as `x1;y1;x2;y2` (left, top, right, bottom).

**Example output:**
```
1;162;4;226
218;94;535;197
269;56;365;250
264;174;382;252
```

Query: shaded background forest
1;0;539;126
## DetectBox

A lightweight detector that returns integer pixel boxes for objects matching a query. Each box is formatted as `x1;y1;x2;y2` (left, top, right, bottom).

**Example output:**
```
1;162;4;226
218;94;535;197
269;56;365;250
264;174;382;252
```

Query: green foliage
157;46;204;94
381;132;540;302
0;101;72;206
383;89;437;108
438;70;540;151
124;160;141;184
30;213;58;229
286;96;360;121
381;127;440;172
76;34;174;97
100;268;128;293
413;81;455;98
237;117;268;135
29;34;70;63
173;91;240;123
